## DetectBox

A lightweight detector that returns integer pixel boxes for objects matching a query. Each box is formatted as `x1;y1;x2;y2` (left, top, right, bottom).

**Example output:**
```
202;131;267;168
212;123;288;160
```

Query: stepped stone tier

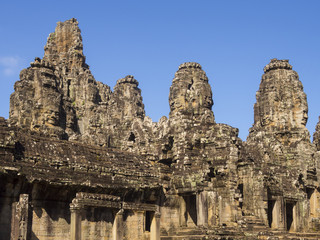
2;18;320;240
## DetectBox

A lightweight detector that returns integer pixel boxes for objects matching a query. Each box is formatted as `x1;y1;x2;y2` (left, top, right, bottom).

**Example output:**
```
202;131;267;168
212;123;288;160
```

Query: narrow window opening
237;184;243;210
67;79;71;97
128;132;135;142
207;167;215;178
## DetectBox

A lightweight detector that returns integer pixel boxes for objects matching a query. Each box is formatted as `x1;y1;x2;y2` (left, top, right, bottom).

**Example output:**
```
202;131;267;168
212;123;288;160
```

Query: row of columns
70;205;160;240
178;191;303;232
9;193;160;240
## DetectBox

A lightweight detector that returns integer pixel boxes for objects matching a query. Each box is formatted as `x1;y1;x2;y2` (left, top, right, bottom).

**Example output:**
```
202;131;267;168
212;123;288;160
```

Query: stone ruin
1;18;320;239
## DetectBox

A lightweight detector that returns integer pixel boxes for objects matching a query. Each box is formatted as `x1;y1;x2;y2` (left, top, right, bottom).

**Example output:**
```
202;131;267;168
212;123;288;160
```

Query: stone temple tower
169;62;215;123
243;59;317;232
253;58;308;132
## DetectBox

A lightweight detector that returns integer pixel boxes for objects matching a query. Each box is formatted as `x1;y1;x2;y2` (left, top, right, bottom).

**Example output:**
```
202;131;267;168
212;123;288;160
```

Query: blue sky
0;1;320;140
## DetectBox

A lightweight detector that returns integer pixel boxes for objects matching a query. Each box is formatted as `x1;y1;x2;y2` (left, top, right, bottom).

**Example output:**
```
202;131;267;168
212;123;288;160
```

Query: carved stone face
169;63;213;116
254;59;308;131
47;111;59;125
301;110;308;126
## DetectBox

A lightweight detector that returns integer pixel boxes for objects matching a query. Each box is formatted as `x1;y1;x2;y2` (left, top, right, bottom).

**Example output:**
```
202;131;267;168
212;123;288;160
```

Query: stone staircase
161;227;207;240
271;231;320;240
239;215;269;232
160;218;320;240
161;226;248;240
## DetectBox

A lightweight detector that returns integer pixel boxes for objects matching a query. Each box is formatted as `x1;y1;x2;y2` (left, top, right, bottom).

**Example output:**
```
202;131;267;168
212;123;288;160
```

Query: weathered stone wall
123;210;144;240
81;207;114;240
159;204;180;235
31;201;70;240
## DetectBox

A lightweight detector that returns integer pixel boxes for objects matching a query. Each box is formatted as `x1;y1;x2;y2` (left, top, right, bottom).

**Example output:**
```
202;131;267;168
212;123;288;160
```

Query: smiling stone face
169;62;214;121
253;59;308;131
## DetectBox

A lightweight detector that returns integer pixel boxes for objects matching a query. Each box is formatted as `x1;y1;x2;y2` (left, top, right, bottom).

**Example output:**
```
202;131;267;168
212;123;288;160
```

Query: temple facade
1;18;320;239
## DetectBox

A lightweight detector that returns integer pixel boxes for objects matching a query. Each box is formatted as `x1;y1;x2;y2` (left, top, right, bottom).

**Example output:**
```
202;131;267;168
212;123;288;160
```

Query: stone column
11;194;30;240
292;203;298;232
207;191;217;227
112;209;123;240
150;212;160;240
310;189;320;218
179;196;187;227
70;204;82;240
11;201;19;240
272;197;285;230
135;210;144;238
219;195;232;225
197;191;208;227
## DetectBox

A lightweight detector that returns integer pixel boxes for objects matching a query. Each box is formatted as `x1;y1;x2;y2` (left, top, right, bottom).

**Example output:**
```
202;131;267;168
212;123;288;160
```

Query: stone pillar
70;204;82;240
310;189;320;218
308;189;320;231
150;212;160;240
135;210;144;238
207;191;217;227
11;201;19;240
272;197;285;230
292;203;298;232
112;209;123;240
219;195;232;225
197;191;208;227
179;196;187;227
11;194;30;240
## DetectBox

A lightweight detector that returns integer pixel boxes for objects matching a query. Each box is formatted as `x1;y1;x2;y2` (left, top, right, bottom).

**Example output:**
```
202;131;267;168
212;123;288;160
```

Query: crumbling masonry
1;18;320;239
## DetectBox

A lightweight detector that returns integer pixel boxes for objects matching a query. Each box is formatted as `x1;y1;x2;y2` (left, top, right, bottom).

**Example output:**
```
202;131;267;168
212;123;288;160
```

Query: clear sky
0;1;320;140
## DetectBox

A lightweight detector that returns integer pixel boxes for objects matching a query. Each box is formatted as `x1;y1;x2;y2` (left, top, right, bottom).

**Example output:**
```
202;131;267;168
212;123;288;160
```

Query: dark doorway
145;211;152;232
267;200;275;228
183;195;197;226
286;202;294;231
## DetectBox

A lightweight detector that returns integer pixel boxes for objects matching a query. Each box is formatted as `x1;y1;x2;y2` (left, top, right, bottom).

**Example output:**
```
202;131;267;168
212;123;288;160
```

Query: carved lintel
122;202;157;212
75;192;120;202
